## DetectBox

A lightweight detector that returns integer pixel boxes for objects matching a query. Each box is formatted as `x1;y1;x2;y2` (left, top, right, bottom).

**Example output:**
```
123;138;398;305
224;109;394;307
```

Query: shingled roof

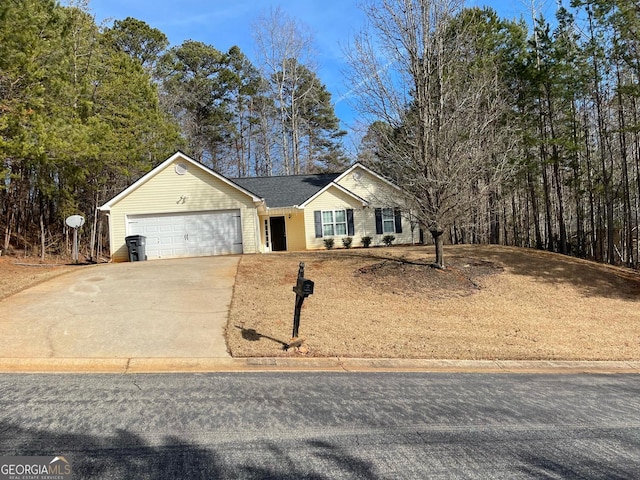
231;173;341;208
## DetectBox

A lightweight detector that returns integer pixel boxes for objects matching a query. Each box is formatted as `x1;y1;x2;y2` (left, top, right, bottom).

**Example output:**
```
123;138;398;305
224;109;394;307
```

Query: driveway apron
0;256;239;358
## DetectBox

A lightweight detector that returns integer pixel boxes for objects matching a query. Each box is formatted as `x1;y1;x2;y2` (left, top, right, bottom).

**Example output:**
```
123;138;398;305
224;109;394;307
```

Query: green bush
323;238;335;250
342;237;353;249
382;235;395;247
361;236;372;248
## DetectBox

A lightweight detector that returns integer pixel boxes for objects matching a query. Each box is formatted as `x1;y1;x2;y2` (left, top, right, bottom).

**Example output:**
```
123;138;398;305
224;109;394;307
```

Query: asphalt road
1;373;639;479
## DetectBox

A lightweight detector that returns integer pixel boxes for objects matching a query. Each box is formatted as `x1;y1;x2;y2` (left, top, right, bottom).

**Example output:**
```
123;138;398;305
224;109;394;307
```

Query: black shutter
314;211;323;238
394;208;402;233
347;209;355;236
375;208;383;234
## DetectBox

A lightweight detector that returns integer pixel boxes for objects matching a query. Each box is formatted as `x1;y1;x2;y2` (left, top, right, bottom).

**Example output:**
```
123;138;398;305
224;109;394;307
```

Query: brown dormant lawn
227;245;640;360
0;255;74;301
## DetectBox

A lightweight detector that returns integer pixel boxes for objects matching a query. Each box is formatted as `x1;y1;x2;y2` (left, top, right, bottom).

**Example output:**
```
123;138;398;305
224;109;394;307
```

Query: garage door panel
127;210;243;259
158;236;179;245
161;217;173;225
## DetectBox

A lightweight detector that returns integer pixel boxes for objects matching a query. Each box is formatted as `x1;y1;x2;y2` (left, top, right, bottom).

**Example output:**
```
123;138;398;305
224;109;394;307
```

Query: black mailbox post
291;262;314;340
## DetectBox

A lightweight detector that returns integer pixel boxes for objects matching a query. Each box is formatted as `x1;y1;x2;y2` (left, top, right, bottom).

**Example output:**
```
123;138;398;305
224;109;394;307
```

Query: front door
270;216;287;251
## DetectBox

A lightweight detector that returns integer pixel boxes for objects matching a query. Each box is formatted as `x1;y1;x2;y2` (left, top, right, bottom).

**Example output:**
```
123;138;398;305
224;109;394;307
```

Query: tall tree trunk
540;147;554;252
552;154;567;254
502;205;509;246
90;205;98;263
291;109;300;174
489;189;499;244
589;14;614;263
431;228;445;269
257;109;273;176
572;158;584;257
97;214;103;261
527;169;543;249
452;220;460;245
512;193;520;247
279;94;290;175
3;205;13;252
545;84;567;254
603;138;615;263
39;212;46;262
571;99;584;257
582;103;597;259
586;9;609;262
633;96;640;265
616;65;633;266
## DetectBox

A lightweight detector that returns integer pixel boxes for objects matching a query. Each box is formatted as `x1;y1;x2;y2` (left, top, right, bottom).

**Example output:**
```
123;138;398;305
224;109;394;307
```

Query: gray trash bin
125;235;147;262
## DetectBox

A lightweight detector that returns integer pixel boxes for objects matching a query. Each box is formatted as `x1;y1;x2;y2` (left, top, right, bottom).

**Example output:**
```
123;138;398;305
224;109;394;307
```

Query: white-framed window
322;209;347;236
382;208;395;233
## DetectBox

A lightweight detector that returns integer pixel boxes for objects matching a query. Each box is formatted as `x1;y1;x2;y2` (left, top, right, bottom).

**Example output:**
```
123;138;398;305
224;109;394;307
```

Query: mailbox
288;262;314;343
294;278;314;297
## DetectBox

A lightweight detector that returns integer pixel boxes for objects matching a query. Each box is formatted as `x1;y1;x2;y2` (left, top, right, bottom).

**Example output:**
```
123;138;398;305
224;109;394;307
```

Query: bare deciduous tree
252;7;317;175
347;0;517;268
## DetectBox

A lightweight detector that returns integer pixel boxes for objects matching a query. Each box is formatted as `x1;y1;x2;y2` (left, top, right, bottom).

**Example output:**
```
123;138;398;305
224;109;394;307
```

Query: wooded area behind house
1;0;639;268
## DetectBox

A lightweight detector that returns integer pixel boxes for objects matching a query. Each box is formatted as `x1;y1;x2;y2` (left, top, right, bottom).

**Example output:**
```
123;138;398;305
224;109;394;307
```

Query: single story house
99;151;418;261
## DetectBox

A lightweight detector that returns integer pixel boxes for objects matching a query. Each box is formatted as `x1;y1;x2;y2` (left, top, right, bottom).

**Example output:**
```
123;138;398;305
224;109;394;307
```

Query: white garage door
127;210;243;259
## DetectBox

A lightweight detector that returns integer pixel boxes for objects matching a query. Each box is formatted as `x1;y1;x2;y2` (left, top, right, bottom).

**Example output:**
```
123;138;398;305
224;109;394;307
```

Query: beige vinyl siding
109;159;258;261
336;168;416;246
285;212;306;251
304;186;366;249
337;168;402;205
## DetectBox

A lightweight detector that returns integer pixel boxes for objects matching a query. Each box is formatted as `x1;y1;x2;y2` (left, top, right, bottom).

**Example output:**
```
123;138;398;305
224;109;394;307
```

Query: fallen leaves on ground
227;245;640;361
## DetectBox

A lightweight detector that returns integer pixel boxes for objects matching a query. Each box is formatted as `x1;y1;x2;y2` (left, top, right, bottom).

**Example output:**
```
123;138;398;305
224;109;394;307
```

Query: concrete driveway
0;256;239;359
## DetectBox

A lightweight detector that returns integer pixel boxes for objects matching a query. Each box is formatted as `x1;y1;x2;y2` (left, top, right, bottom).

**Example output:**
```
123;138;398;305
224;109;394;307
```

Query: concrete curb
0;357;639;374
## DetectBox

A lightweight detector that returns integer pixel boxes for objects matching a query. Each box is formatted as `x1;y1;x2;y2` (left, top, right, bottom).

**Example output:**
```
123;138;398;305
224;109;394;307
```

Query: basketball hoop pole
73;227;78;264
65;215;85;264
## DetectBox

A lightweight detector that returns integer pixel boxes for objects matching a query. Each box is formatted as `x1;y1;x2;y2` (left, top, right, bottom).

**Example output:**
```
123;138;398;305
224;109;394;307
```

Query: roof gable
298;180;369;208
99;152;262;211
334;162;404;192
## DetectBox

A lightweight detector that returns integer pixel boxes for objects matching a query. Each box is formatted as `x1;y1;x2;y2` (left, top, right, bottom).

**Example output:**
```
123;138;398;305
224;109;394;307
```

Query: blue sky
89;0;551;151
